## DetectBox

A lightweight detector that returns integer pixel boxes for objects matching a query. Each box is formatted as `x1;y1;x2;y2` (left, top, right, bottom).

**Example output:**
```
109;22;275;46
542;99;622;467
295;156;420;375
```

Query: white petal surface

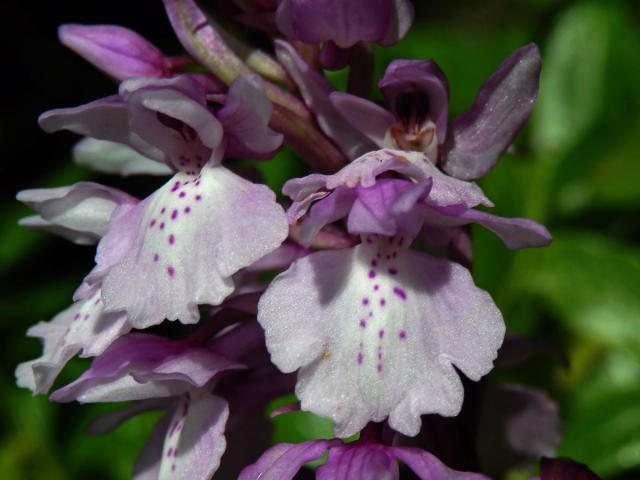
258;237;504;437
74;138;173;176
15;289;130;394
133;392;229;480
101;165;288;327
17;182;137;241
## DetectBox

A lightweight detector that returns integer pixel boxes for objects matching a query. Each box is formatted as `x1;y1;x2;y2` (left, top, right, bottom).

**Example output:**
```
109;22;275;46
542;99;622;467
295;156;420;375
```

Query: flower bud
59;24;170;80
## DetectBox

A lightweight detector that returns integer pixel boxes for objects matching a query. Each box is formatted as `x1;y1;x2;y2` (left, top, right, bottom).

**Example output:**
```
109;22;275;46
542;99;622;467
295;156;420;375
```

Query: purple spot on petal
179;191;186;198
171;209;178;220
379;329;385;339
167;266;175;277
172;465;176;472
371;259;377;267
368;270;376;279
399;330;407;340
388;268;398;275
357;352;363;364
377;363;383;372
195;194;202;201
153;254;159;262
374;284;379;291
184;206;191;214
380;298;386;307
160;222;165;230
393;287;407;300
74;313;80;320
84;313;90;320
167;447;174;457
168;234;175;245
366;237;372;244
160;207;166;214
362;298;369;306
149;219;156;227
369;311;373;317
359;319;366;328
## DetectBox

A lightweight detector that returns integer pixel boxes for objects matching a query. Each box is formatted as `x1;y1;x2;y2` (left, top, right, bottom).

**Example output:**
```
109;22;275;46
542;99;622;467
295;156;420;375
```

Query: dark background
1;0;639;478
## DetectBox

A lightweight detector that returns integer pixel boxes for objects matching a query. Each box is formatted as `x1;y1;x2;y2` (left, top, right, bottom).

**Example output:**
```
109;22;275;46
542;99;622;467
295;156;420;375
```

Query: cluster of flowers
17;0;600;479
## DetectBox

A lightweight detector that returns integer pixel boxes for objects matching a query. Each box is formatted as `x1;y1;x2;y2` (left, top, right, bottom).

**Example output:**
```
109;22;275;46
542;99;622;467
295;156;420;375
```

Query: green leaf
531;2;611;154
559;350;640;477
516;231;640;352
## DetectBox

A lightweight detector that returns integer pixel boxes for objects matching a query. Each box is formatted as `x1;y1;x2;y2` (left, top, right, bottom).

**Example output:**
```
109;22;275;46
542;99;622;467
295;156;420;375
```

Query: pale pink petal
100;166;287;327
73;138;173;177
258;238;504;437
15;289;130;394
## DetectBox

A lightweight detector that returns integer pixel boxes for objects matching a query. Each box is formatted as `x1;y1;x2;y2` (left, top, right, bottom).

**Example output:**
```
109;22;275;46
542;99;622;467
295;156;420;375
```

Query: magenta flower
240;436;488;480
276;0;414;49
256;148;550;438
58;24;177;81
332;44;542;179
34;74;288;327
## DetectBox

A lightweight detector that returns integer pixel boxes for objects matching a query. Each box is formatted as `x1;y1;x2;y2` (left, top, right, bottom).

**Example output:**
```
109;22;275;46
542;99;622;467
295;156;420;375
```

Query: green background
1;0;639;478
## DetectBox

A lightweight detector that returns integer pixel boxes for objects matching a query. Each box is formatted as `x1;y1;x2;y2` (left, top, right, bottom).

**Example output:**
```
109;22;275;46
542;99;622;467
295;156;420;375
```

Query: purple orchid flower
275;38;540;180
35;74;289;327
52;315;292;479
240;435;488;480
331;43;542;179
276;0;414;70
15;183;140;394
58;24;182;81
257;149;550;437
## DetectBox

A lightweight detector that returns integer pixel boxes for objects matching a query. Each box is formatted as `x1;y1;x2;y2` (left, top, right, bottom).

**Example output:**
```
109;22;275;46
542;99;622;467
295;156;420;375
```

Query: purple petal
133;393;229;480
238;440;332;480
379;59;450;142
477;383;562;477
423;206;551;250
392;447;489;479
441;44;542;180
318;42;352;70
15;289;130;395
276;0;393;48
17;182;137;243
330;92;396;147
99;166;287;327
347;179;431;237
299;187;357;246
217;75;283;159
275;40;377;160
59;24;169;81
258;240;504;437
73;138;173;177
317;444;400;480
120;75;224;169
539;457;601;480
51;333;241;403
38;96;163;162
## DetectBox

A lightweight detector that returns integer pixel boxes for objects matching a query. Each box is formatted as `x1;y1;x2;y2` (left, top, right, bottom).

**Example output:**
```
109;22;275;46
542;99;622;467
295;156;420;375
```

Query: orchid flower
35;74;289;327
258;149;549;437
276;0;414;70
240;435;488;480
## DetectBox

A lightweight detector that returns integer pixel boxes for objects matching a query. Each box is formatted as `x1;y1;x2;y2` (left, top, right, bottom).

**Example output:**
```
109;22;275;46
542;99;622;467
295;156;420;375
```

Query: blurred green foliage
1;0;639;478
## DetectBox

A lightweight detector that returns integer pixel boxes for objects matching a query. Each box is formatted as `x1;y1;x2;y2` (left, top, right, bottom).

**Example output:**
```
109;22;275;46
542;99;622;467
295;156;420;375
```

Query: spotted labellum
14;0;593;479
